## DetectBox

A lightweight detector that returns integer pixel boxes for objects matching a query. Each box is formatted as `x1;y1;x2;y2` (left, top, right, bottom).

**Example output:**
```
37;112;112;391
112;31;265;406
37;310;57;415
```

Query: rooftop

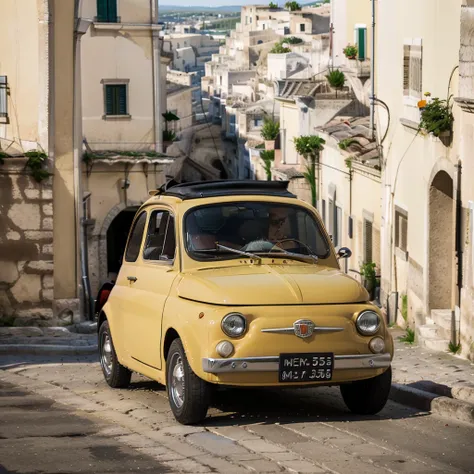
317;116;381;170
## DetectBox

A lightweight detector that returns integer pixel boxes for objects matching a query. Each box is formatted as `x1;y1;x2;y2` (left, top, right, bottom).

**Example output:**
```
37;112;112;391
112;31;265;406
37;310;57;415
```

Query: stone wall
0;158;55;326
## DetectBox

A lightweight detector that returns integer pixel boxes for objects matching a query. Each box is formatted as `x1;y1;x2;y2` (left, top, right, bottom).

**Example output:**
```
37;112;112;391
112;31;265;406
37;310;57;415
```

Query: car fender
100;300;128;366
162;295;221;379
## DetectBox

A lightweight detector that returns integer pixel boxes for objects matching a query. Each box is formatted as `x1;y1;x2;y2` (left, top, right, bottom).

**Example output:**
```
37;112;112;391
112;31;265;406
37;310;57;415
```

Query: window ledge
403;96;420;108
400;117;419;131
395;247;409;261
93;22;162;32
102;114;132;121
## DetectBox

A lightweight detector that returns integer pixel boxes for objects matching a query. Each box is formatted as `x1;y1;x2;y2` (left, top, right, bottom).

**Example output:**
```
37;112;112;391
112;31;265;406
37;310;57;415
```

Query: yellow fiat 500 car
96;180;393;424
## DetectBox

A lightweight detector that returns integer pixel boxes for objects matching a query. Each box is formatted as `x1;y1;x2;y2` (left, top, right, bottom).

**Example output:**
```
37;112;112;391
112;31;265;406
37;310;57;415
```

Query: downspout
454;160;463;345
369;0;376;140
151;0;163;153
74;1;93;320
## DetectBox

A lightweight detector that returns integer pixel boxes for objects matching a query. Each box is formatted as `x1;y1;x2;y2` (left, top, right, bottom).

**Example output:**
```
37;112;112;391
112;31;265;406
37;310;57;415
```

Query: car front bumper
202;353;391;374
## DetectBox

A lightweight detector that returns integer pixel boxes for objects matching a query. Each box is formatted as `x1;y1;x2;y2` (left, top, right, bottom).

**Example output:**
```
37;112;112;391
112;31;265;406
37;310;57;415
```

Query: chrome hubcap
170;353;185;409
101;333;113;377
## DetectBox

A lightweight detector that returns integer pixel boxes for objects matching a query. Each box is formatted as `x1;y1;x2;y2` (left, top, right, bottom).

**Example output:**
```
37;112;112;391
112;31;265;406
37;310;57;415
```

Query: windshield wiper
253;250;318;264
215;243;262;261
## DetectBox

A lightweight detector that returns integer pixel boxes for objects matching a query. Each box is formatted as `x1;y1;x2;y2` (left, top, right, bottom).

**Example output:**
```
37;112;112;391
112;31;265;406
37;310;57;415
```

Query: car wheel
99;320;132;388
166;338;211;425
340;366;392;415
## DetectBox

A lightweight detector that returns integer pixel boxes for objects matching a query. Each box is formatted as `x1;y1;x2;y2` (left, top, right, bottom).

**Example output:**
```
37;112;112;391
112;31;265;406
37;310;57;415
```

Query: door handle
127;276;137;282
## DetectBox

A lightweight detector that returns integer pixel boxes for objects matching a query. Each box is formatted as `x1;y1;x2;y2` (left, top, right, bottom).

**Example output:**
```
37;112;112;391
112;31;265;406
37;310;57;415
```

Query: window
403;41;423;98
364;218;373;263
0;76;7;123
125;212;147;262
395;207;408;255
321;199;326;224
97;0;117;22
229;114;236;136
143;211;176;261
300;23;305;32
254;118;263;127
104;84;127;116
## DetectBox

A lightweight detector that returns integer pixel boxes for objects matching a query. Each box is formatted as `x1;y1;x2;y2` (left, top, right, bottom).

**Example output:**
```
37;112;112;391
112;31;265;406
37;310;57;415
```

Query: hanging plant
24;150;50;183
260;150;275;181
419;97;454;138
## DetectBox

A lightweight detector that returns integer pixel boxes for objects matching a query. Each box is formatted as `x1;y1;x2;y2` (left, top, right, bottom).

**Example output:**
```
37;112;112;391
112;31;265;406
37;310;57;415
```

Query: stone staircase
418;309;459;352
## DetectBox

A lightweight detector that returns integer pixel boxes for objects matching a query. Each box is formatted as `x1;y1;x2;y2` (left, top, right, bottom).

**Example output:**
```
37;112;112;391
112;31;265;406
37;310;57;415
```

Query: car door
111;210;148;360
123;208;179;370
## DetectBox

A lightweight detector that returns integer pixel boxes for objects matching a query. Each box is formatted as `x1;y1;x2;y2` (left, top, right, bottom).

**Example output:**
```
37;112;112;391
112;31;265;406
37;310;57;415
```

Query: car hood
177;263;368;305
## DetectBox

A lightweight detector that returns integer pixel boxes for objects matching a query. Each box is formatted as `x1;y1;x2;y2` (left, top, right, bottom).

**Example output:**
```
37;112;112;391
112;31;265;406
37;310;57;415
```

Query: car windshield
184;202;331;261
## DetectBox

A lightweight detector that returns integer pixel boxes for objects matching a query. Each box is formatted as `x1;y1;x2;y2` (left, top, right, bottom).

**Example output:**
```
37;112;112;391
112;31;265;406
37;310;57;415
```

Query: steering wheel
270;238;315;255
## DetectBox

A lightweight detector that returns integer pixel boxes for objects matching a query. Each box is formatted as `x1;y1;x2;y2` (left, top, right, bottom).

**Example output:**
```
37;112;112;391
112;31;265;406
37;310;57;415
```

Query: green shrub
419;97;454;137
24;150;50;183
343;44;358;58
399;327;415;344
270;43;291;54
260;150;275;181
261;117;280;141
326;69;346;89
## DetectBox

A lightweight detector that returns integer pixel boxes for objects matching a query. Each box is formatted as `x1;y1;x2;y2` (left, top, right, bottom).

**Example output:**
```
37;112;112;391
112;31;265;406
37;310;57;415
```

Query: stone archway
428;170;454;311
97;201;140;285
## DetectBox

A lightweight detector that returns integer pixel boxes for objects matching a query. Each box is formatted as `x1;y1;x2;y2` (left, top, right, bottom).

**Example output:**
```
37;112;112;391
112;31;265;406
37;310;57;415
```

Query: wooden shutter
357;27;366;61
105;85;114;115
364;219;373;263
118;85;127;115
107;0;117;22
97;0;108;21
410;45;422;97
403;45;410;96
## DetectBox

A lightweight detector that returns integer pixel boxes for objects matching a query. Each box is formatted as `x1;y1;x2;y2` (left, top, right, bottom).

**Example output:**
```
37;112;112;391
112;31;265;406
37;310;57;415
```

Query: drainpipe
369;0;376;140
454;161;463;345
152;0;163;153
74;2;93;319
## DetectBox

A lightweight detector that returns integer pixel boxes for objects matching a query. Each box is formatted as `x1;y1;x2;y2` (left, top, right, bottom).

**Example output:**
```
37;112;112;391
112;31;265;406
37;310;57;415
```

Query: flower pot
265;140;275;151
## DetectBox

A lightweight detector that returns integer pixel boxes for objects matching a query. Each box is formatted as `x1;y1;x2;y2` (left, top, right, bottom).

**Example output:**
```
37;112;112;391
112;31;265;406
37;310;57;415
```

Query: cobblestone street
1;349;473;474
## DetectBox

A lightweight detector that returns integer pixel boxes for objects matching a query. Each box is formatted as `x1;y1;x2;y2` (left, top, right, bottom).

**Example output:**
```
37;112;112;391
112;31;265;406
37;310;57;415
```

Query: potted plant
360;262;377;300
293;135;326;208
343;44;358;60
260;150;275;181
326;69;345;98
162;111;180;148
261;117;280;150
418;96;454;138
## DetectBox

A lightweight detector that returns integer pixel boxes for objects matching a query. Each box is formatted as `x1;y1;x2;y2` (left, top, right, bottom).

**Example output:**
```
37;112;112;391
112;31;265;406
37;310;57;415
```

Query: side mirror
337;247;352;260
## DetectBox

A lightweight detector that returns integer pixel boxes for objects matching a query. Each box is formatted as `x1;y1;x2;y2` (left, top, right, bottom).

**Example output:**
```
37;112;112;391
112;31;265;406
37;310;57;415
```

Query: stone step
418;323;443;339
431;309;460;332
420;335;450;352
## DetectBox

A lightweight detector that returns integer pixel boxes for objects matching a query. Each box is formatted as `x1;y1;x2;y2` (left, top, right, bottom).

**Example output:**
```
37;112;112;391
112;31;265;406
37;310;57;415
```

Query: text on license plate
279;352;334;383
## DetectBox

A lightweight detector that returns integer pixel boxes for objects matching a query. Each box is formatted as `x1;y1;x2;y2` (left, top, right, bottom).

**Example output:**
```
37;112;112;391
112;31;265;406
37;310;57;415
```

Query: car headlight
356;311;381;336
221;313;247;338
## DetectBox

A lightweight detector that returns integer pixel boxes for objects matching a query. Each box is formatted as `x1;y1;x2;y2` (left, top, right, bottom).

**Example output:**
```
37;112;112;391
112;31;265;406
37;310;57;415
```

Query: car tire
166;338;211;425
340;366;392;415
99;320;132;389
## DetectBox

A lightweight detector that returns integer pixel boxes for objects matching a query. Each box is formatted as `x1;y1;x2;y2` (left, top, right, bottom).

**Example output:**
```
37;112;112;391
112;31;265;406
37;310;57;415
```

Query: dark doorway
107;207;138;277
212;159;228;179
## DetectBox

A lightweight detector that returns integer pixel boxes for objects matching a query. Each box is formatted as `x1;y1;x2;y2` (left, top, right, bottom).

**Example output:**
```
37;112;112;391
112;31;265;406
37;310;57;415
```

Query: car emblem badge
293;319;315;338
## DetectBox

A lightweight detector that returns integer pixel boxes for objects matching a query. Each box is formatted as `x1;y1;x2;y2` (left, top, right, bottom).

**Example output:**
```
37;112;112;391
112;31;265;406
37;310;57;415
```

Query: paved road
0;354;473;474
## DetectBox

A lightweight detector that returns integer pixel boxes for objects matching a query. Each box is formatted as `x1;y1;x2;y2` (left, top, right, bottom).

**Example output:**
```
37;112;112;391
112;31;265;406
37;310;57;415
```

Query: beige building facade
0;0;80;325
377;0;474;359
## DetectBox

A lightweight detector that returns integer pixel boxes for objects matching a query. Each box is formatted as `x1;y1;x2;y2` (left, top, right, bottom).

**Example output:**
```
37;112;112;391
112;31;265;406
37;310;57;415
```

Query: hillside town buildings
0;0;473;362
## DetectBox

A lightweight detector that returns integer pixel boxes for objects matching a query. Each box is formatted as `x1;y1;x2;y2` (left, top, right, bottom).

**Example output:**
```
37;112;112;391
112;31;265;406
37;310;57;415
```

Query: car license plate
279;353;334;383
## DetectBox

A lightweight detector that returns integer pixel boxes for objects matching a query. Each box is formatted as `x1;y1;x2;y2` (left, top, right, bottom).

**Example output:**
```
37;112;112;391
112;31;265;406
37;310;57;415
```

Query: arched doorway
106;207;139;279
428;171;454;311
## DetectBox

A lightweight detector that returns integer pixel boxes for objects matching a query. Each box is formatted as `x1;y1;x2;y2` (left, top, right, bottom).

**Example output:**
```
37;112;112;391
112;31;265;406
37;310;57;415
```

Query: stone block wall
0;158;55;326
